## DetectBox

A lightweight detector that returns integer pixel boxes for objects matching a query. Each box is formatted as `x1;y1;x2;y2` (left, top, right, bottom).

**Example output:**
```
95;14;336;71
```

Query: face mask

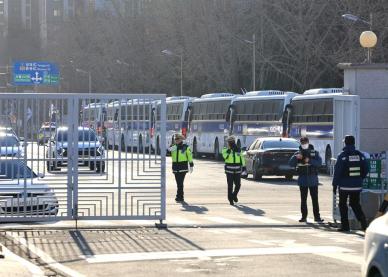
301;144;309;150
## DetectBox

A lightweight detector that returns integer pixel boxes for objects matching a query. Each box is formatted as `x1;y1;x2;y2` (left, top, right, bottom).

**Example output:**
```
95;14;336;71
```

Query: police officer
289;137;324;223
170;133;194;202
222;136;246;205
332;135;369;232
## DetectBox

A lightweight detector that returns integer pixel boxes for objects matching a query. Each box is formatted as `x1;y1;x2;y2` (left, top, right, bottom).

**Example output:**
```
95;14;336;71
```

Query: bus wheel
325;146;332;175
214;139;220;160
156;137;161;155
138;136;143;152
193;139;199;159
121;136;126;152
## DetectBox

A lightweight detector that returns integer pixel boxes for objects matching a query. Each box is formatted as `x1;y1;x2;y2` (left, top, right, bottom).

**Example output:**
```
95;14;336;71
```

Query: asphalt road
0;146;365;277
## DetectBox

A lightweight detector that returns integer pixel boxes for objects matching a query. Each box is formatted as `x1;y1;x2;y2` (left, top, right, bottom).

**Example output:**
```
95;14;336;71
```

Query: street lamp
75;68;92;94
241;34;256;91
161;49;183;96
342;13;376;63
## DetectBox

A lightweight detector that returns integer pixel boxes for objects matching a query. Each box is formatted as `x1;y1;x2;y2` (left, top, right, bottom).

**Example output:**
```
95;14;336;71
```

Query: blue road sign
13;61;60;86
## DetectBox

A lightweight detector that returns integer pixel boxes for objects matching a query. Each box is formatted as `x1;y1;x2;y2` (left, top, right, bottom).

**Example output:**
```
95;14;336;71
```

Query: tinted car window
0;135;19;147
0;162;37;179
262;140;299;149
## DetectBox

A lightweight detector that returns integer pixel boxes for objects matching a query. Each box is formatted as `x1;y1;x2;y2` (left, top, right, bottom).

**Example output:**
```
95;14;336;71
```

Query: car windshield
262;140;299;149
0;162;37;179
57;129;97;142
0;135;19;147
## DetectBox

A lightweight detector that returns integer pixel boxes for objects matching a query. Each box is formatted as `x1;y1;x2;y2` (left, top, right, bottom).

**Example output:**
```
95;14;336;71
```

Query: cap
300;136;309;144
227;135;236;143
344;135;355;146
174;133;185;140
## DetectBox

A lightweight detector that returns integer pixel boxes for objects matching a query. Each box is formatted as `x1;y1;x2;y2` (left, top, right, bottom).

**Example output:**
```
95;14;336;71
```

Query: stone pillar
338;63;388;153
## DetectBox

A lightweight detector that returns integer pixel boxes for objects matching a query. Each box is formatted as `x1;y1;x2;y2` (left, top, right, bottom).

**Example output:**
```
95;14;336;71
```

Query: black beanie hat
344;135;355;146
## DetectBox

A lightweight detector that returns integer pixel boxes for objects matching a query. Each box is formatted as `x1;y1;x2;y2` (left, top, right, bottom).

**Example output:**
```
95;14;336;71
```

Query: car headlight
57;148;65;155
97;146;105;155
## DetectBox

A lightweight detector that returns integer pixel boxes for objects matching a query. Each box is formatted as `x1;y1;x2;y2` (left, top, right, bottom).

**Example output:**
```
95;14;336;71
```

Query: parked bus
105;99;154;151
152;96;194;154
188;93;236;159
80;102;107;140
227;90;297;149
287;88;360;173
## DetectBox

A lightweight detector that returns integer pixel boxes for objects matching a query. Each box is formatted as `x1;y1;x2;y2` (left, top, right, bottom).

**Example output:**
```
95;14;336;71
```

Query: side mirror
19;137;25;142
37;173;45;178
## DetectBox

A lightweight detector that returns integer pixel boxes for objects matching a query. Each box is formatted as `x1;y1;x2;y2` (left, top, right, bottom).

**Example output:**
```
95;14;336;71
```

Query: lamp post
75;68;92;94
242;34;256;91
342;13;377;63
161;49;183;96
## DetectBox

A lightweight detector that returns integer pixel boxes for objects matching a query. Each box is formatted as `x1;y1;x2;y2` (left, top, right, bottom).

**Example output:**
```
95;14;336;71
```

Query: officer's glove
333;185;337;195
168;145;177;152
226;149;231;154
189;166;194;174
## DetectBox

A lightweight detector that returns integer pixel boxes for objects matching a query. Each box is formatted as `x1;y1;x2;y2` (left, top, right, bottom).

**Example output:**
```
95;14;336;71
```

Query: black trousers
174;172;186;200
226;173;241;201
339;189;366;229
299;186;320;219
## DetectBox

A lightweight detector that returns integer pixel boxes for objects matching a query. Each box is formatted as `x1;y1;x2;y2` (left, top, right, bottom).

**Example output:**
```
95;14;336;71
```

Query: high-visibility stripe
226;165;241;169
349;172;360;176
340;187;362;191
349;167;360;171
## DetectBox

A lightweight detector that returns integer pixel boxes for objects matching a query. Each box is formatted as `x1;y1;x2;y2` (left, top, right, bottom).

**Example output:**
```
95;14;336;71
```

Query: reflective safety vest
222;147;246;174
344;152;363;178
171;143;194;173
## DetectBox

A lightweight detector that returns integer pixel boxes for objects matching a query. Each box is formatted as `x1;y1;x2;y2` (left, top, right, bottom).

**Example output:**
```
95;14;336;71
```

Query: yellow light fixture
359;31;377;48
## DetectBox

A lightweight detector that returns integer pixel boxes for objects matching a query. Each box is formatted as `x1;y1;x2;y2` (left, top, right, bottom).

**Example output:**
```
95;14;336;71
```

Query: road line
82;246;353;263
241;215;285;224
315;252;363;265
6;232;85;277
204;216;242;224
2;245;45;277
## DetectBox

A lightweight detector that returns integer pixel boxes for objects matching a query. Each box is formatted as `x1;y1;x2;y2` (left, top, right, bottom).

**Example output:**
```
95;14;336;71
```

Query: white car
0;133;24;158
363;213;388;277
46;126;106;172
0;160;58;216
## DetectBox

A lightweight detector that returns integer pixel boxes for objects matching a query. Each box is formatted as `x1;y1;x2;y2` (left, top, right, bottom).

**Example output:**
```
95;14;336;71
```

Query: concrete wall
339;63;388;153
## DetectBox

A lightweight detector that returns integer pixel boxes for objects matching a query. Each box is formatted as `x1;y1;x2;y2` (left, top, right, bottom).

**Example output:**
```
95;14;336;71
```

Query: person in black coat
289;136;323;223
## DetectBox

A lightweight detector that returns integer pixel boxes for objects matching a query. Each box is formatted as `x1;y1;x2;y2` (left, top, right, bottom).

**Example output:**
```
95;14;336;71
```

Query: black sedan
243;138;300;180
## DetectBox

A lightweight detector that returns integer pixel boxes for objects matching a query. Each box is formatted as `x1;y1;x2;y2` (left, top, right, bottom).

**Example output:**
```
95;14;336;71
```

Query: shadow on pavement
233;204;265;216
179;201;209;214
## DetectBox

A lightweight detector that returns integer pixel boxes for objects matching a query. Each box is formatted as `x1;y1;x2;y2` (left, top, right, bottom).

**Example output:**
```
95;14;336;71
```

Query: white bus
188;93;236;159
105;99;154;151
227;90;297;149
288;88;360;173
80;102;107;140
152;96;194;154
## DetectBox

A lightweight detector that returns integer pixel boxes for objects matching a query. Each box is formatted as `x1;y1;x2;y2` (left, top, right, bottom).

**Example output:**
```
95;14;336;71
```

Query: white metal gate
0;93;166;223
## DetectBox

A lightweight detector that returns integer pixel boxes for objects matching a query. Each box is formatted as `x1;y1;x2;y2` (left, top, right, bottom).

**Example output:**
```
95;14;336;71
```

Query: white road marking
2;246;45;277
282;215;315;222
167;216;198;225
204;216;242;224
315;252;363;265
241;215;285;224
6;232;85;277
247;240;296;246
82;246;354;263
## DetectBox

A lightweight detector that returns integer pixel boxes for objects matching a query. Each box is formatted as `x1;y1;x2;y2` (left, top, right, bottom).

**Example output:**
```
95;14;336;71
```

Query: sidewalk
0;243;44;277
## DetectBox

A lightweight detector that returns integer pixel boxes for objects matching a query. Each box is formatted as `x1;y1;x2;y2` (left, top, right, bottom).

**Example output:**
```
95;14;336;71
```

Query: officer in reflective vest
170;133;194;202
333;135;369;232
222;135;246;205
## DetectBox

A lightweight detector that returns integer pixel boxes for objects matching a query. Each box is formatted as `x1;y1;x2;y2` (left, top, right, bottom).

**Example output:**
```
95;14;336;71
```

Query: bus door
281;104;293;138
183;106;192;138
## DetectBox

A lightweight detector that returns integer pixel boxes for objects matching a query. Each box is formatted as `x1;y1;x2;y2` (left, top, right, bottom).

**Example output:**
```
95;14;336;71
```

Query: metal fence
0;93;166;223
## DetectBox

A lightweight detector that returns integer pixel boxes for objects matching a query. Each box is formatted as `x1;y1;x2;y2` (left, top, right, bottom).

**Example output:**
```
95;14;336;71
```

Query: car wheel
46;161;51;172
89;162;95;171
369;268;382;277
285;174;293;181
253;162;262;180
